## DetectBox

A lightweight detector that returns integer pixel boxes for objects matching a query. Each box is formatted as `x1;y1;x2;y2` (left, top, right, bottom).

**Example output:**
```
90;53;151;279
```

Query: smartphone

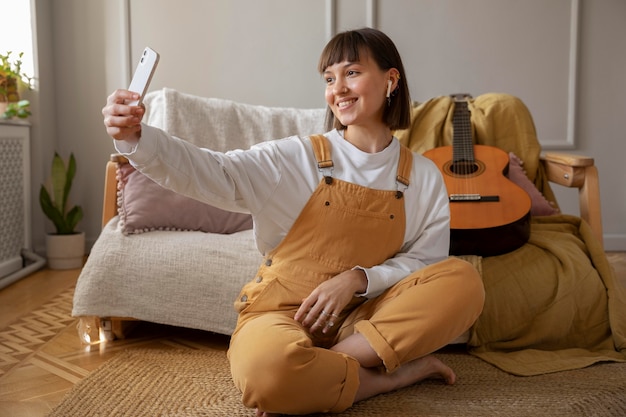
126;46;160;106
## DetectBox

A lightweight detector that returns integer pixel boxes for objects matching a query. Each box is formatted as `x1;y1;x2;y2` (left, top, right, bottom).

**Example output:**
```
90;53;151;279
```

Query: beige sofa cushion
73;218;262;335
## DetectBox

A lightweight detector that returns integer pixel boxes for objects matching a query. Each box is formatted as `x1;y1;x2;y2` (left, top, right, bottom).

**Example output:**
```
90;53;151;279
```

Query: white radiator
0;122;44;289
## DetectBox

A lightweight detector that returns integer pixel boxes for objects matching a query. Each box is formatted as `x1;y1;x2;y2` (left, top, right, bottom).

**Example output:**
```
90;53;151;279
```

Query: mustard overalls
228;135;484;415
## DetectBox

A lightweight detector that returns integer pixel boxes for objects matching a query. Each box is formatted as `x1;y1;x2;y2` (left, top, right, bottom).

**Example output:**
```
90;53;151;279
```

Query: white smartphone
126;46;160;106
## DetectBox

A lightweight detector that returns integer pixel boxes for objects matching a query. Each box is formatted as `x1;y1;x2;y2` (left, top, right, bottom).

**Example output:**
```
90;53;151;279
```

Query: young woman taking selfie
102;27;484;416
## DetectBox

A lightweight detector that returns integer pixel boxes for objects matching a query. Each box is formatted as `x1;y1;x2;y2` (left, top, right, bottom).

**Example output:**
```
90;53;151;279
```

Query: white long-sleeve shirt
115;125;450;298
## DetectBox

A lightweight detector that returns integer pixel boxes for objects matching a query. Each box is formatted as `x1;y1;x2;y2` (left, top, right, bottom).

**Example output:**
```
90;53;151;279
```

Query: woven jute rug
47;346;626;417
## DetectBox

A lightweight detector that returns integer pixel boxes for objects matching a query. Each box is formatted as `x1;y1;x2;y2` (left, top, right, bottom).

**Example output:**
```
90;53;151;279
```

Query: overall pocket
308;201;401;271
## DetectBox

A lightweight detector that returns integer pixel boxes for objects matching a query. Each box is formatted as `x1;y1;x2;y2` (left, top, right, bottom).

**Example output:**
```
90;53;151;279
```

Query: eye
323;73;335;84
347;70;357;77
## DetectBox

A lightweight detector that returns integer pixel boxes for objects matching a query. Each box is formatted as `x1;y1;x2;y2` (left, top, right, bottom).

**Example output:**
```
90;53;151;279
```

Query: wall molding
366;0;377;28
528;0;579;149
562;0;580;149
122;0;131;83
325;0;336;40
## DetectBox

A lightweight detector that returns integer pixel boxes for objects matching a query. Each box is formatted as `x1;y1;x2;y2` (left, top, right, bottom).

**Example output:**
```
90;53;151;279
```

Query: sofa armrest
102;154;129;228
540;152;603;247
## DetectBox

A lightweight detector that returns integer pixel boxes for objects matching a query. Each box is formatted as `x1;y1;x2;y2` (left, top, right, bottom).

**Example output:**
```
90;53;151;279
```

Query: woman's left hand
294;269;367;334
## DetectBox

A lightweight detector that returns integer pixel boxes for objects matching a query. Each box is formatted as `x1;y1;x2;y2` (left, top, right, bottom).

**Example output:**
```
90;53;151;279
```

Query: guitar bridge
450;194;500;202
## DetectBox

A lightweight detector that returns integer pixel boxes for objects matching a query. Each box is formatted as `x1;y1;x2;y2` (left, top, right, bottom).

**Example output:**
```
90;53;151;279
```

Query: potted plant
39;152;85;269
2;100;31;119
1;51;33;119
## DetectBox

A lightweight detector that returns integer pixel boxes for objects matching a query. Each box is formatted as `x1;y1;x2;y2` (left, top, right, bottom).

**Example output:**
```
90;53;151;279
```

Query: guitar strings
452;100;477;199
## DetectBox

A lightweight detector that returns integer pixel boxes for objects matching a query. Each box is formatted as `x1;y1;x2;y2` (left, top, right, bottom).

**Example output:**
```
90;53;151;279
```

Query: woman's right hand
102;89;145;142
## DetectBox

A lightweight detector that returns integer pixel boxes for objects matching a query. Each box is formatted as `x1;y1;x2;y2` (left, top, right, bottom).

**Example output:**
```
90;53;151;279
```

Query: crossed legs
234;258;484;416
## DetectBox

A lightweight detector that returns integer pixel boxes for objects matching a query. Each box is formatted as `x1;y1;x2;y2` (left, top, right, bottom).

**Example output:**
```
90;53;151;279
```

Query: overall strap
396;145;412;187
310;134;334;184
394;144;412;199
310;134;333;169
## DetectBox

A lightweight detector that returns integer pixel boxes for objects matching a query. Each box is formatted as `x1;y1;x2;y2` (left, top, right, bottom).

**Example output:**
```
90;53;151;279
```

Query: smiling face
323;51;394;131
317;28;411;132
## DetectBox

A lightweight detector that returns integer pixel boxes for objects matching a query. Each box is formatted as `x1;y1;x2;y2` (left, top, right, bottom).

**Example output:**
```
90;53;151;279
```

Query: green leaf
65;206;83;234
39;152;83;234
39;185;65;234
64;153;77;215
50;153;66;213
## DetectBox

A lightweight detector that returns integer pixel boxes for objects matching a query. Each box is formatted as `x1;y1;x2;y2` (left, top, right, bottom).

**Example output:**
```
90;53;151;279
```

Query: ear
387;68;401;93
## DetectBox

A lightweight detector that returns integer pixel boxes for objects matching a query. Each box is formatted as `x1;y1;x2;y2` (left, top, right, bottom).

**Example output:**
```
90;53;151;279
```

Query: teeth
338;99;356;108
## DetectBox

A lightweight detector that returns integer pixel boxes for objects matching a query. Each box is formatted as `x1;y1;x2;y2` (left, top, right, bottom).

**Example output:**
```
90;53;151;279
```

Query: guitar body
424;144;531;256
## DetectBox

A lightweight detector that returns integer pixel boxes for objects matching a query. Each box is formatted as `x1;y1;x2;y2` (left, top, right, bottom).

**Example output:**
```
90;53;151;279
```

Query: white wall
30;0;115;256
128;0;329;109
29;0;625;254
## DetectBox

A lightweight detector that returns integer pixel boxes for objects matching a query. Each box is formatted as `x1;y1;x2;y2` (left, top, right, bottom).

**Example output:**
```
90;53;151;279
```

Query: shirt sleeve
113;123;282;214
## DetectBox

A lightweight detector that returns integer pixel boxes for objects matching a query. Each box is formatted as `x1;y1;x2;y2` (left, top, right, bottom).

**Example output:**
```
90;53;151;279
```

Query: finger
105;123;142;141
299;301;328;329
104;113;141;130
303;306;322;327
295;294;320;323
318;307;343;333
302;297;337;327
309;312;328;333
322;318;336;334
104;120;142;135
107;89;140;105
294;300;310;323
103;102;145;120
104;113;142;139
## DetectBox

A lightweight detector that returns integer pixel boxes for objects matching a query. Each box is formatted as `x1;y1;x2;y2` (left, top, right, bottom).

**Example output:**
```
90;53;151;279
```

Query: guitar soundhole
444;160;485;178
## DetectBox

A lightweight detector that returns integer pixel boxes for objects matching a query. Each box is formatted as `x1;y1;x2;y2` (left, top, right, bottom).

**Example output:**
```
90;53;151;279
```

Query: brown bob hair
318;28;411;132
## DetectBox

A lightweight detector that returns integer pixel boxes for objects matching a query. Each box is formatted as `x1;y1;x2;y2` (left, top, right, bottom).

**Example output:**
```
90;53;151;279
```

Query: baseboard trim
603;234;626;251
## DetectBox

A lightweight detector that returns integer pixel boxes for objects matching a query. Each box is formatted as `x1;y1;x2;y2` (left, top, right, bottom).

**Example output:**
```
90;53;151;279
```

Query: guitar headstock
450;93;473;102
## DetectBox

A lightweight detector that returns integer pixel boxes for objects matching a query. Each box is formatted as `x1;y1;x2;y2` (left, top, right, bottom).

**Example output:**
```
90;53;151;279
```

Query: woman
103;28;484;416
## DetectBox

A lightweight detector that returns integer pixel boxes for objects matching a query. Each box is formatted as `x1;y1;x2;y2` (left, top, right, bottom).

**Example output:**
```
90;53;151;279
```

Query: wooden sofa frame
94;151;604;340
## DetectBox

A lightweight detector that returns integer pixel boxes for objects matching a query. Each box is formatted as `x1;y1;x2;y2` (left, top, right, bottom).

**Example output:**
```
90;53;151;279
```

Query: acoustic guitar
423;94;531;256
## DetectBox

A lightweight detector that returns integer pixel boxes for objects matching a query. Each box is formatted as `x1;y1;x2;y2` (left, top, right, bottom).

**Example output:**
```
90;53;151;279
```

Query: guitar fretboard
452;97;474;167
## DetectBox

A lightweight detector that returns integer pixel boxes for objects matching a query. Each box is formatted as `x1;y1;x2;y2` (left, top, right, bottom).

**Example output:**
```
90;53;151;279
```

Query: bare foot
393;354;456;387
355;354;455;402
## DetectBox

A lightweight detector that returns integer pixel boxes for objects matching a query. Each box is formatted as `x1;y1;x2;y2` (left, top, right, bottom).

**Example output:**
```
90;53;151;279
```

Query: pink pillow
117;164;253;235
507;153;559;216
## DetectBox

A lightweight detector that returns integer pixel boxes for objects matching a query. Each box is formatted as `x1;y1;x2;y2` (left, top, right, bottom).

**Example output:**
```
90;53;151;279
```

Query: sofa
73;88;625;376
73;88;326;340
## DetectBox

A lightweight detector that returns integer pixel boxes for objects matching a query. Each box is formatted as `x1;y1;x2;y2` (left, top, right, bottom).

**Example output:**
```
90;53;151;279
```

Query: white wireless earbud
386;80;393;98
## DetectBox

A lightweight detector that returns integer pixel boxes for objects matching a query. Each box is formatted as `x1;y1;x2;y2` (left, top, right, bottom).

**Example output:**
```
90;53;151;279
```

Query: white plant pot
46;232;85;270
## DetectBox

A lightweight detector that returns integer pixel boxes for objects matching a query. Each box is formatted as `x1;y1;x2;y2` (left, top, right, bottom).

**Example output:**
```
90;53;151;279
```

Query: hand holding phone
127;46;159;106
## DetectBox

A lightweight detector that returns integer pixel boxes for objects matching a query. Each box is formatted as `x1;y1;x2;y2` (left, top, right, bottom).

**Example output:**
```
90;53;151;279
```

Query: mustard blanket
397;94;626;376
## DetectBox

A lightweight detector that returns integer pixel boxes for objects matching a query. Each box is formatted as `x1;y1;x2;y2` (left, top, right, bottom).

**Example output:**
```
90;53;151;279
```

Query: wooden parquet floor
0;252;624;417
0;288;76;377
0;267;230;417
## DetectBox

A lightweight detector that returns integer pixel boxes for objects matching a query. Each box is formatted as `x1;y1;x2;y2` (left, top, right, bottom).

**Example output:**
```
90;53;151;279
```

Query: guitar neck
452;97;474;163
